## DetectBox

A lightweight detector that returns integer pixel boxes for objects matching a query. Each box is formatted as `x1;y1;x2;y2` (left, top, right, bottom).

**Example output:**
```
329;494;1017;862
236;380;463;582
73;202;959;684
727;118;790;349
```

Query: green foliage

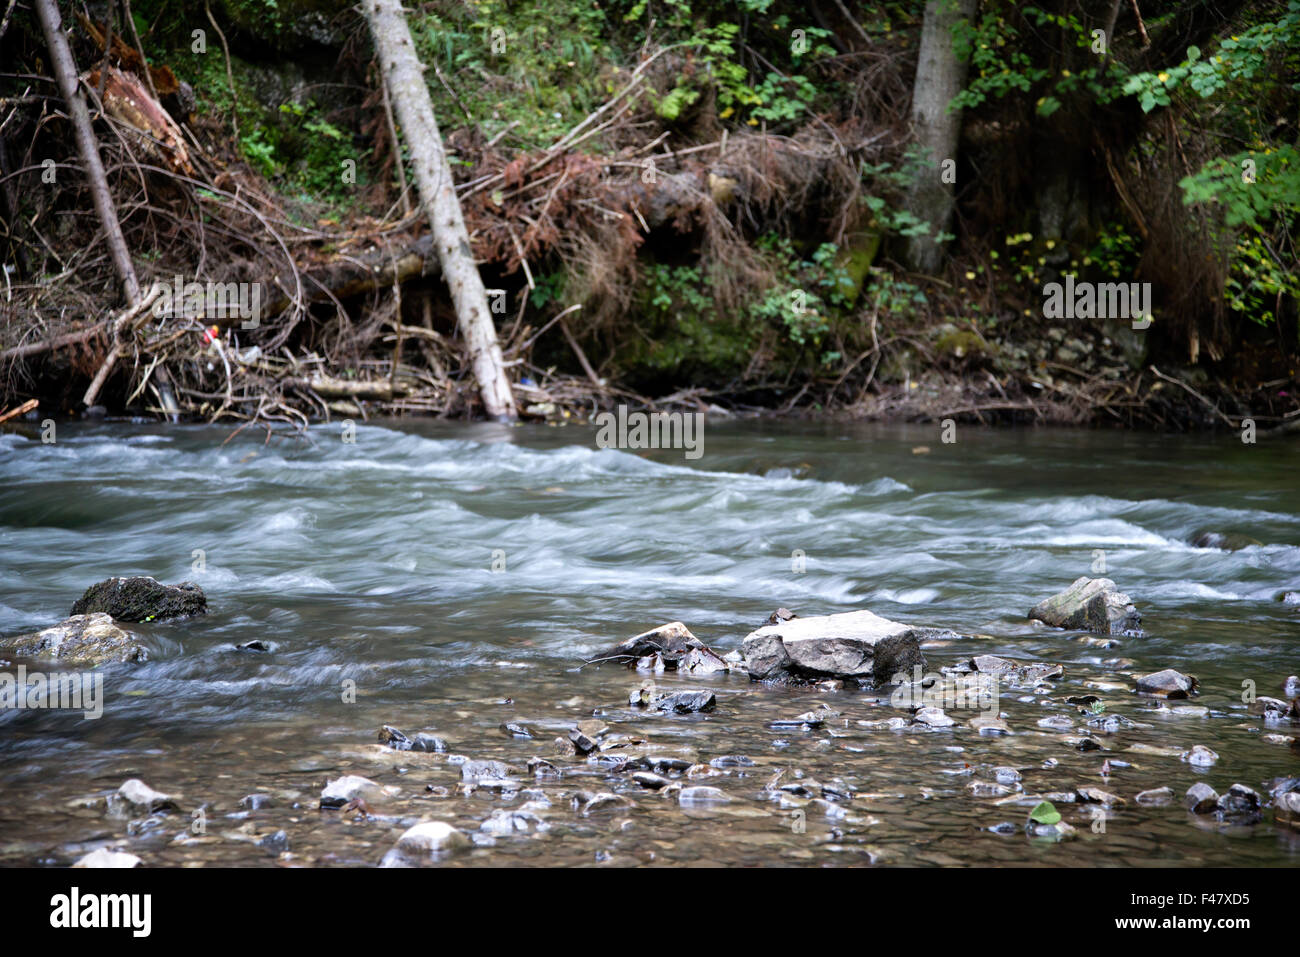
950;10;1048;112
1180;147;1300;230
1124;2;1300;113
1029;801;1061;826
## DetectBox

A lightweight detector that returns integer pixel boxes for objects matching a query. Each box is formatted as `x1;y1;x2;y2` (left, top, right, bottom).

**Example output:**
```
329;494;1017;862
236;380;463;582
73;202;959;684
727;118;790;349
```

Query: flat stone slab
1;613;147;665
741;609;929;684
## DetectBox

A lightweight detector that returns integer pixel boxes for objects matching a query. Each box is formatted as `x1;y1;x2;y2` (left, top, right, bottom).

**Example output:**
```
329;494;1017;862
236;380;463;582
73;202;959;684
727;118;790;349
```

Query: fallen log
253;234;440;324
282;375;409;400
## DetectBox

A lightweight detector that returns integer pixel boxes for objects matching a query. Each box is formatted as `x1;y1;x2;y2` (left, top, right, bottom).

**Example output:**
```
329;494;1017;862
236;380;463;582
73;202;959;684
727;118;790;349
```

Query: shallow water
1;419;1298;867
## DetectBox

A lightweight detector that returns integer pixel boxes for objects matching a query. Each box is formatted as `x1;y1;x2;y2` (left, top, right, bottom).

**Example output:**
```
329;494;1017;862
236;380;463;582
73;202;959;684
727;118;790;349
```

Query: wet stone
1275;792;1300;830
410;733;448;753
1135;787;1174;806
71;576;207;622
1183;744;1218;767
320;775;385;809
1216;784;1261;821
1028;576;1140;636
1037;716;1074;731
395;821;469;856
1;613;147;666
633;772;671;789
1135;669;1199;699
653;690;716;714
709;754;754;769
460;760;511;782
258;830;290;853
572;791;632;815
1076;786;1124;806
913;707;955;728
679;786;732;805
108;779;179;818
500;722;534;739
73;847;141;868
970;713;1012;735
1185;782;1219;814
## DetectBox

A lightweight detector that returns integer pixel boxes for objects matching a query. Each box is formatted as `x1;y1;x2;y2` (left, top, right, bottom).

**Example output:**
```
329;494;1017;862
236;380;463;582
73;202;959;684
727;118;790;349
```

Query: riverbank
2;2;1296;434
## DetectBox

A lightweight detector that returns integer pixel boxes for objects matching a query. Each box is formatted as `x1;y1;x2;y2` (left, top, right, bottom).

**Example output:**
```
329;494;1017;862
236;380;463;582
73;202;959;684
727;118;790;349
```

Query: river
1;419;1298;866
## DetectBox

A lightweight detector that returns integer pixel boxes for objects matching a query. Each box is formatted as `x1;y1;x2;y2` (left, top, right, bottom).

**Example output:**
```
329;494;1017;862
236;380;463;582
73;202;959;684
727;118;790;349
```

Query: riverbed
1;419;1298;866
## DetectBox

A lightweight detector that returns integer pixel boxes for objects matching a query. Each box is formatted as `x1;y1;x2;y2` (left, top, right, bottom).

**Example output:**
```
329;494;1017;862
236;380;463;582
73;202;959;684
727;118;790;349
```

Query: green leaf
1029;800;1061;825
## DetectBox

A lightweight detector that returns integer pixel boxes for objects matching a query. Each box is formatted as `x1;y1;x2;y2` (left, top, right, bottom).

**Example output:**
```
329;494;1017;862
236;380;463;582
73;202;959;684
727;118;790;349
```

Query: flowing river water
1;419;1298;867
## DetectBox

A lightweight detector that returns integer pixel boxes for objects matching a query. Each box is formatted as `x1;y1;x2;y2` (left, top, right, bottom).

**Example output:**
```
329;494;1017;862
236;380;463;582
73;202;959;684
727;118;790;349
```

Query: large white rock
741;610;928;683
73;847;142;868
395;821;469;855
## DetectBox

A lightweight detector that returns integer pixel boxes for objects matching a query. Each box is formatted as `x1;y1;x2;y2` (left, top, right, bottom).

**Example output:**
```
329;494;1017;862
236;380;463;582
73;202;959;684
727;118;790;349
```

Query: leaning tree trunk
903;0;978;275
35;0;140;305
364;0;515;419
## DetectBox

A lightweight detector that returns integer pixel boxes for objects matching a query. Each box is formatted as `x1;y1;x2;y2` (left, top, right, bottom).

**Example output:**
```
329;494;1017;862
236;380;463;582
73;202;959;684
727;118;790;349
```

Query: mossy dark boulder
70;577;207;622
1192;530;1263;551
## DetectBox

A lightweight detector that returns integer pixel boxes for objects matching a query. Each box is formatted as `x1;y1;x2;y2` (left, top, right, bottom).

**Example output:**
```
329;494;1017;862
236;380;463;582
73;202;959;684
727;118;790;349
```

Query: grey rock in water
1277;592;1300;606
740;609;930;684
411;733;448;752
1;613;147;665
1275;792;1300;830
633;771;672;789
1185;782;1219;814
1028;577;1140;636
258;830;290;853
913;706;955;728
1135;787;1174;806
652;690;716;714
678;645;730;675
590;621;707;669
678;785;732;805
957;654;1064;689
1249;696;1296;720
380;726;448;752
1136;668;1199;698
460;760;511;782
108;779;179;818
1217;783;1261;823
1183;744;1218;767
73;847;141;868
71;576;207;622
1192;531;1262;551
320;774;385;809
395;821;469;856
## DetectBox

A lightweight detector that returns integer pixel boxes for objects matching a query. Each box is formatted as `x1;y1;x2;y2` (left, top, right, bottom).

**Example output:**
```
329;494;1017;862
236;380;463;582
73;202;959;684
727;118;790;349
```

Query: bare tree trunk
364;0;515;419
35;0;140;305
904;0;978;275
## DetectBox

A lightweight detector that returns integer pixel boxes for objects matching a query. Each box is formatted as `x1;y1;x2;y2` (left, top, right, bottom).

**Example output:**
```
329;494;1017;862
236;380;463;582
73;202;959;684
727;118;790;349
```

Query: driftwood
255;233;441;323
